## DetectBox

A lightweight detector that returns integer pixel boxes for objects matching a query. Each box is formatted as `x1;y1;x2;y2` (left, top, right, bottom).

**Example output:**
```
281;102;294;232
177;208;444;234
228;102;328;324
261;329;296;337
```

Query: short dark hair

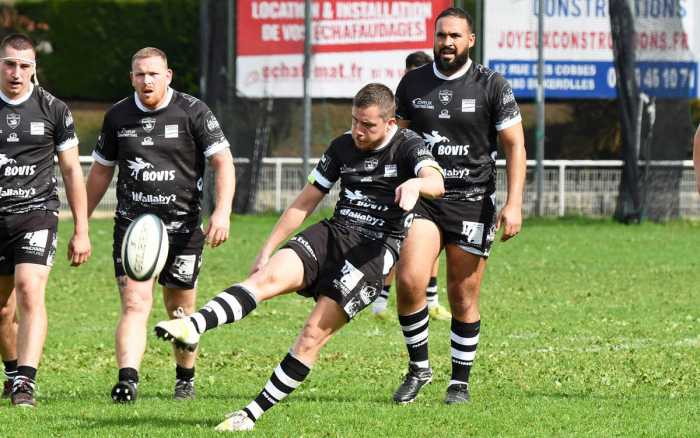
353;83;395;120
132;47;168;68
405;51;432;70
0;33;36;54
435;7;474;33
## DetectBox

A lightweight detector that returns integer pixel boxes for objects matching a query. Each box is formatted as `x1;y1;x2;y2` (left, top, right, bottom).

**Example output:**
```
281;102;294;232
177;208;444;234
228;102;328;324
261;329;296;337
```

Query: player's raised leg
393;218;442;403
215;295;346;432
0;280;18;398
443;244;486;404
12;263;50;407
111;276;154;403
163;287;198;400
155;248;305;348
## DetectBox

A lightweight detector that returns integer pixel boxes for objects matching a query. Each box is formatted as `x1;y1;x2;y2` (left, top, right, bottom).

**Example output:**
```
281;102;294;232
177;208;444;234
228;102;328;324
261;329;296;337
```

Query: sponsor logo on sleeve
65;111;74;127
204;112;221;135
319;154;330;171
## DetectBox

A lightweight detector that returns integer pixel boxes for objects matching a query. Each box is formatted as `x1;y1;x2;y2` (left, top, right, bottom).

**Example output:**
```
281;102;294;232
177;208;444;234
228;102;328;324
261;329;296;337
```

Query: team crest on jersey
205;113;221;135
141;117;156;133
438;89;453;105
6;113;20;129
364;158;378;171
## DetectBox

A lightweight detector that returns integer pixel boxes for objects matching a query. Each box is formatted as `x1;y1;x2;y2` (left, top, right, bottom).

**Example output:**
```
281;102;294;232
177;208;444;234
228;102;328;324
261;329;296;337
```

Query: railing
63;157;699;218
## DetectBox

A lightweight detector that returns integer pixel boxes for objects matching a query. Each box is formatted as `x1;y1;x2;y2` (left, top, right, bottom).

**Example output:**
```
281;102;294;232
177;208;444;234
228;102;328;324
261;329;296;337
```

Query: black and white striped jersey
93;88;229;232
0;85;78;214
308;127;441;240
396;61;521;199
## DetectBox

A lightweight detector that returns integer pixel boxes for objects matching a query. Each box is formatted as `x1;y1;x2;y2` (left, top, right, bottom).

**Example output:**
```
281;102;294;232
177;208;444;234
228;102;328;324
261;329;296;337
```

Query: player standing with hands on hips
86;47;235;403
392;7;526;405
0;33;91;407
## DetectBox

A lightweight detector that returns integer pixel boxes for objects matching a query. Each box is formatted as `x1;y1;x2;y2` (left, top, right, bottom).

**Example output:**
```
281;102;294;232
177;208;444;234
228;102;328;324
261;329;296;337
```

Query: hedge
15;0;200;101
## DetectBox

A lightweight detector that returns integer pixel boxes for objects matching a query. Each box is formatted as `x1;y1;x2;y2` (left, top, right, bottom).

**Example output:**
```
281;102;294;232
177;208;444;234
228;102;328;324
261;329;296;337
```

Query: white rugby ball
121;213;169;281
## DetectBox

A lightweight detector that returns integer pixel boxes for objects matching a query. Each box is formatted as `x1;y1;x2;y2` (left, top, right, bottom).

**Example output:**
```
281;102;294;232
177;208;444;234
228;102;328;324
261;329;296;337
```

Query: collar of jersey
134;87;174;112
0;83;34;106
432;58;472;81
372;124;398;152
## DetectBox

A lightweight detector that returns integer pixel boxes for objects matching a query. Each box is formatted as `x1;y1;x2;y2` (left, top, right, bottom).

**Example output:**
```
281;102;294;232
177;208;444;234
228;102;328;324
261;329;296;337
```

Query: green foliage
1;216;699;435
15;0;199;101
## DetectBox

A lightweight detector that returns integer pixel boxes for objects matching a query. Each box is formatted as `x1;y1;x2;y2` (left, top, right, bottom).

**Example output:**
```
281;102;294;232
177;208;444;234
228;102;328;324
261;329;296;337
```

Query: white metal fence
63;157;699;218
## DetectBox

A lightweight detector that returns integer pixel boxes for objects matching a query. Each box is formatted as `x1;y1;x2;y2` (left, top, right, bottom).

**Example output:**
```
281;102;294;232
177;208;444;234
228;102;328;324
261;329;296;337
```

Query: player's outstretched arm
496;122;526;241
394;167;444;211
250;184;326;274
693;124;700;195
206;149;235;248
85;161;115;218
57;147;91;266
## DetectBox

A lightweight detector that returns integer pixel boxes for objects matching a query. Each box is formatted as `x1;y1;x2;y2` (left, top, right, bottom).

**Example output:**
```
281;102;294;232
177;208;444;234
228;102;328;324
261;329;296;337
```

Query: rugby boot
154;318;200;352
392;363;433;404
111;380;138;403
11;376;36;408
428;304;451;321
215;410;256;432
444;383;470;404
173;378;196;401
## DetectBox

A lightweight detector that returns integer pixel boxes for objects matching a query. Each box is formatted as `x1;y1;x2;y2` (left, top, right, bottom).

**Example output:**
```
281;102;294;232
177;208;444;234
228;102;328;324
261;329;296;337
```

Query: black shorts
0;210;58;275
413;195;497;257
113;218;205;289
282;220;398;320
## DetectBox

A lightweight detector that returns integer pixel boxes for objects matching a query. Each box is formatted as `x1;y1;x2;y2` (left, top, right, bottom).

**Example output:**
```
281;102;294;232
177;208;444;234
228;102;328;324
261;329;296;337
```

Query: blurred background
2;0;698;218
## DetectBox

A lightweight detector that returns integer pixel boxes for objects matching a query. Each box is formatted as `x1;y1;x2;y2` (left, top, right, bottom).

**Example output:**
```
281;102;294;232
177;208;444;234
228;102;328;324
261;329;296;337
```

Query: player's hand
395;178;421;211
496;203;522;242
249;251;271;275
205;209;230;248
67;231;91;266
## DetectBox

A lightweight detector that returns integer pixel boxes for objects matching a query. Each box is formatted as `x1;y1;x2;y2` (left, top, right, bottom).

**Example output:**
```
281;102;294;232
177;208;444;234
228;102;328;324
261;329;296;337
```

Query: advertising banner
236;0;452;97
484;0;699;99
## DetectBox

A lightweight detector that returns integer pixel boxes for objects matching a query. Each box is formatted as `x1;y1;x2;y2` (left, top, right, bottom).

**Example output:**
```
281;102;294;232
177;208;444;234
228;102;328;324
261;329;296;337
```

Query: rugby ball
121;213;169;281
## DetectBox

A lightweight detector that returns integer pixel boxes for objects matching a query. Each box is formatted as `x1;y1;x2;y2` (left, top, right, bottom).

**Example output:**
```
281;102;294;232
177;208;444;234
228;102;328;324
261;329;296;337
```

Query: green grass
3;216;699;436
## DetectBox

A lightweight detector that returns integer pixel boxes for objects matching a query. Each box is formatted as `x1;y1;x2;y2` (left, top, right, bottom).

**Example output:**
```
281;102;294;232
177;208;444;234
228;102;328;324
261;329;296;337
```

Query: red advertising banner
236;0;452;97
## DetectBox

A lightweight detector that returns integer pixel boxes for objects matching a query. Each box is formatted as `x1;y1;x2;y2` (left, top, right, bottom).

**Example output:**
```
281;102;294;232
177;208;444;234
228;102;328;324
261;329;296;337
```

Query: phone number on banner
489;60;698;99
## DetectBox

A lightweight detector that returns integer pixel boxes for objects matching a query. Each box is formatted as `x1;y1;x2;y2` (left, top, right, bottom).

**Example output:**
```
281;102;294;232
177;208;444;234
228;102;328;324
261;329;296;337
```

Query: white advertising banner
483;0;699;98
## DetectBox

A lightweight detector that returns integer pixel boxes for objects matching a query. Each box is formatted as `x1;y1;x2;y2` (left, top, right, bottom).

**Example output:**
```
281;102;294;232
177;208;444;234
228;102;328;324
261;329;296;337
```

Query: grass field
2;215;699;436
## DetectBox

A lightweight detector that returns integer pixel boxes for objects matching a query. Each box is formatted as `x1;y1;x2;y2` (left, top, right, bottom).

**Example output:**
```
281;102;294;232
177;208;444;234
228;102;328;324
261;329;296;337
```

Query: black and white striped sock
399;306;430;369
426;276;439;308
242;353;311;422
450;319;480;385
189;284;257;334
3;359;17;382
